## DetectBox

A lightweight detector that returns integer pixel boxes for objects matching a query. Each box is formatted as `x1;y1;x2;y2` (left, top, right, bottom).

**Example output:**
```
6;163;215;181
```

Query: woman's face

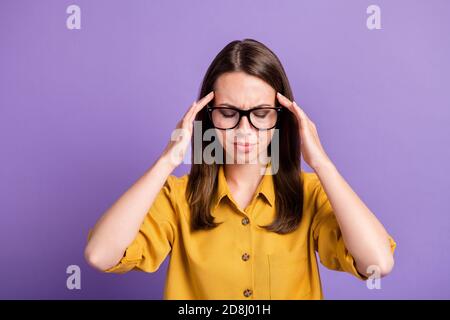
212;71;277;165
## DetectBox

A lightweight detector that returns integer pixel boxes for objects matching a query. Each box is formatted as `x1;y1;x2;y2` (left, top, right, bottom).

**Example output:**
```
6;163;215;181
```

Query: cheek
215;129;229;149
216;130;237;148
257;130;274;148
215;129;272;152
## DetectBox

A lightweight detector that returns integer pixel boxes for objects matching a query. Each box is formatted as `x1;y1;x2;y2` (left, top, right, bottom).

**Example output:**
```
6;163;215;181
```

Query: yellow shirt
88;163;396;300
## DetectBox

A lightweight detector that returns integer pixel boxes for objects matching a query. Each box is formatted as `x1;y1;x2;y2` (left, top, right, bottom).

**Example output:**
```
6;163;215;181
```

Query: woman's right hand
85;92;214;272
161;91;215;168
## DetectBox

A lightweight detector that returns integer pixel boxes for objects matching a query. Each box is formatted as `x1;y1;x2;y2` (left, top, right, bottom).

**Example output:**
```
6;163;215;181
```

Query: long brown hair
186;38;303;234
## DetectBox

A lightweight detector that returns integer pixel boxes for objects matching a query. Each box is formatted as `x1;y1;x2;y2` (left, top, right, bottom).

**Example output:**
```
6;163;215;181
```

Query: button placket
237;207;254;299
243;289;253;297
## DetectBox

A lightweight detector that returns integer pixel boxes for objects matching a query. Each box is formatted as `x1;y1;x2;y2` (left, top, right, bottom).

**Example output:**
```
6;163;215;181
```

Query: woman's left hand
276;92;332;171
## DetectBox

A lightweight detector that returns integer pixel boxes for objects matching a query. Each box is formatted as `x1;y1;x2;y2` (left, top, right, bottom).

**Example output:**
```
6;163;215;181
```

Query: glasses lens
211;108;239;129
250;108;278;129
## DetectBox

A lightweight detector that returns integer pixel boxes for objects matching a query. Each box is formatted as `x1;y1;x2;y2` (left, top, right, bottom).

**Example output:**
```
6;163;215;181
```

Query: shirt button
241;217;250;225
243;289;253;297
242;253;250;261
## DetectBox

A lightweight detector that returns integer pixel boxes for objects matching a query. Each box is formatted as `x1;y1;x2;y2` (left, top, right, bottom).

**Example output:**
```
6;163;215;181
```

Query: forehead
213;71;275;108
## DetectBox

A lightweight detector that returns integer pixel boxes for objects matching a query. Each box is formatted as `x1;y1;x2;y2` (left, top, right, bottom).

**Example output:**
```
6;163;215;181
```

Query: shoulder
151;173;190;223
299;169;329;212
164;173;190;200
166;173;189;187
299;170;322;193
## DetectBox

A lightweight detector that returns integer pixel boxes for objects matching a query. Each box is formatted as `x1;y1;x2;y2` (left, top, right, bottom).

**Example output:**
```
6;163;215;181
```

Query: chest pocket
268;253;312;300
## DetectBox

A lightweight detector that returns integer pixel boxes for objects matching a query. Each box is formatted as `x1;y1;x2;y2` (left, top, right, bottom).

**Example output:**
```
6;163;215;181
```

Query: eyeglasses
206;104;282;130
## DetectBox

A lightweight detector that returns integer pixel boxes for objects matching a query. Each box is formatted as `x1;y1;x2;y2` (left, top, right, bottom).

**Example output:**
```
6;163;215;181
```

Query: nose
237;114;253;131
232;114;255;143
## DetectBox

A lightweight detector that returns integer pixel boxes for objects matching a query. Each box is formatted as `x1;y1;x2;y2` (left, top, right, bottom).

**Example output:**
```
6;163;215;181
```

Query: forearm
84;155;175;271
313;160;394;277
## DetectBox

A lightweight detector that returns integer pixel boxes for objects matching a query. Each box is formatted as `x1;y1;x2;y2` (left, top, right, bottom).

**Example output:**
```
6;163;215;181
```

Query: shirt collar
213;162;275;210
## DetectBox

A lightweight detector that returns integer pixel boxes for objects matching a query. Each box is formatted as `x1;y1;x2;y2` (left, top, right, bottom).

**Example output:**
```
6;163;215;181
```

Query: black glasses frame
206;105;283;130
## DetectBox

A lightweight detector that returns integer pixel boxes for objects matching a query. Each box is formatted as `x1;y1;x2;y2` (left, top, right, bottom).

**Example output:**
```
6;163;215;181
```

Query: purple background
1;0;449;299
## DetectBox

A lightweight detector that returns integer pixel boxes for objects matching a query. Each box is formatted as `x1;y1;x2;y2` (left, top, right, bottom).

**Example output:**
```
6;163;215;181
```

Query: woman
84;39;396;299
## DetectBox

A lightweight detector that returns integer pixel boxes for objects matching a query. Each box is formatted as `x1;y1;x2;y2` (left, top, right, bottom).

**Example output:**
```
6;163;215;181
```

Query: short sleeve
310;176;397;281
88;175;178;274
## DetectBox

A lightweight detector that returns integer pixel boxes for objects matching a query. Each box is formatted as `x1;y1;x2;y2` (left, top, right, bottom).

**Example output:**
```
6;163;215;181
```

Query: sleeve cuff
104;237;144;273
86;228;144;274
336;236;369;281
338;235;397;281
87;228;93;242
388;235;397;254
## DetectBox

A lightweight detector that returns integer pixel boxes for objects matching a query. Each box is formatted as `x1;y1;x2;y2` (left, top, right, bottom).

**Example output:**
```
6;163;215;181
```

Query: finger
183;98;205;130
179;101;196;129
293;102;315;130
277;93;306;123
293;102;318;138
185;91;214;124
277;93;307;131
192;91;215;115
180;107;195;132
292;101;307;122
291;101;307;130
294;101;317;137
276;92;295;111
183;100;198;120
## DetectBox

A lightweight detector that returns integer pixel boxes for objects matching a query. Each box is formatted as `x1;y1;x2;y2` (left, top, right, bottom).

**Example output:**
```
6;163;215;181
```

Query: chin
228;153;261;165
223;143;270;164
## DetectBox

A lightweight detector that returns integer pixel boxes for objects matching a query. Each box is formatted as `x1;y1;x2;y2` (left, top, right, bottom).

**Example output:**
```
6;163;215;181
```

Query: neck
223;162;268;188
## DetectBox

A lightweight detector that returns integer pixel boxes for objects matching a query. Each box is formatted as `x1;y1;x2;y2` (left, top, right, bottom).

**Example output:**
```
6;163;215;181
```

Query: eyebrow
216;103;274;109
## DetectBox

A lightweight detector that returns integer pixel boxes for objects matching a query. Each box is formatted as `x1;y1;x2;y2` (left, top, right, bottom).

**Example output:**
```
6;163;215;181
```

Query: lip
233;142;256;153
234;142;255;146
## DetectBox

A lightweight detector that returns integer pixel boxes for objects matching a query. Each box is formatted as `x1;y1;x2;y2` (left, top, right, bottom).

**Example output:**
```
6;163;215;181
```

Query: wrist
312;158;336;175
156;154;177;174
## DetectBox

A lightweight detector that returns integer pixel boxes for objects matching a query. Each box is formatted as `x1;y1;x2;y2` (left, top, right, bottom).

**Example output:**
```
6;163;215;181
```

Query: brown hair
186;39;303;234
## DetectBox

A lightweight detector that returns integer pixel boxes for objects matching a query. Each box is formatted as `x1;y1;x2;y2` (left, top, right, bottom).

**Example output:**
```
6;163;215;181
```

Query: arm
313;160;394;277
84;91;214;271
84;156;176;271
276;92;394;278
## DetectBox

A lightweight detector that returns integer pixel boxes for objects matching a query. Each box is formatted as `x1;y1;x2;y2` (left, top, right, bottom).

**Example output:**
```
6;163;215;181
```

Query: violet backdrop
1;0;449;299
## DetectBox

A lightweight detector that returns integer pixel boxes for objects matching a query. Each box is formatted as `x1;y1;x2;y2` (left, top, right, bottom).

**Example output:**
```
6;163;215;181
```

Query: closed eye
219;109;238;117
253;111;269;118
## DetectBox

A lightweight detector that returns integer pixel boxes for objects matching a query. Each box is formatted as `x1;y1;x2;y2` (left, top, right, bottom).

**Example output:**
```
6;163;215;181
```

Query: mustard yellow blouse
88;163;396;300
